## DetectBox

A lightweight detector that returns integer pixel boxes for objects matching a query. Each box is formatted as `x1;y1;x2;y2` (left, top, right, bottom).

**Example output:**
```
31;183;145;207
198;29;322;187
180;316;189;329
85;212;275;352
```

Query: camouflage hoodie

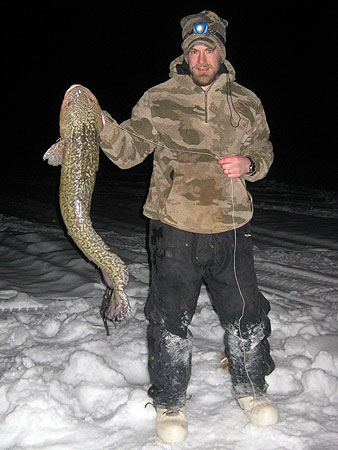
99;55;273;233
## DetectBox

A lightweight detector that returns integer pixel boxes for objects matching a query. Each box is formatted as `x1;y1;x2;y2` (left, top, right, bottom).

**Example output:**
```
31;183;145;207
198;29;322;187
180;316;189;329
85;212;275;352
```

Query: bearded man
99;10;278;444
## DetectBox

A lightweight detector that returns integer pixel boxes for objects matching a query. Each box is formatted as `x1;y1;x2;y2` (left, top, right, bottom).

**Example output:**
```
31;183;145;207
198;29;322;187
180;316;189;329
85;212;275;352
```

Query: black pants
145;220;275;408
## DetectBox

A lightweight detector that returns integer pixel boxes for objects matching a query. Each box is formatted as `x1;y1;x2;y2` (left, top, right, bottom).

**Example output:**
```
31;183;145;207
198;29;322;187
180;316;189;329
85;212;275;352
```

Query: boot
237;393;279;427
156;407;188;443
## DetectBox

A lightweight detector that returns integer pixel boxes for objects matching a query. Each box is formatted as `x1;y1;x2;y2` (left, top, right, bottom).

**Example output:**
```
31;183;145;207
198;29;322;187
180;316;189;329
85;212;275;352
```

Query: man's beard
190;64;220;87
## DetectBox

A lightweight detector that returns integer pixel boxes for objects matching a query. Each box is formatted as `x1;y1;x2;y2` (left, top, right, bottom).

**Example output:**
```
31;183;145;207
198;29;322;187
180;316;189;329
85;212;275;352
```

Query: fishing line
230;178;257;411
76;94;257;407
111;121;220;160
104;111;257;407
112;113;257;408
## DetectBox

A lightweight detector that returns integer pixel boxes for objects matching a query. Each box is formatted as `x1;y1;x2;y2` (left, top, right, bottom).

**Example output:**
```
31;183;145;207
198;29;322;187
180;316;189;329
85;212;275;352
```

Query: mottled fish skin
58;85;129;320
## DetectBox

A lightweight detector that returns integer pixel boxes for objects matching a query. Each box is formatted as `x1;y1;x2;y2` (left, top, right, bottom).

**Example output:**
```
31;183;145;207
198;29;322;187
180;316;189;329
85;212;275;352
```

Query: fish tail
104;289;130;321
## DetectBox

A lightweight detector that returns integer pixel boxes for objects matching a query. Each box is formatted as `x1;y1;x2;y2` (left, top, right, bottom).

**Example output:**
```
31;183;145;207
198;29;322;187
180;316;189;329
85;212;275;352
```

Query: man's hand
217;154;251;178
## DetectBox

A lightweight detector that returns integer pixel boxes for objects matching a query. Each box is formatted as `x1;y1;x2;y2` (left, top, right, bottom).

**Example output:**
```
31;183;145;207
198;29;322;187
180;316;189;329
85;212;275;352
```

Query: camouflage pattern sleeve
241;99;274;182
99;92;158;169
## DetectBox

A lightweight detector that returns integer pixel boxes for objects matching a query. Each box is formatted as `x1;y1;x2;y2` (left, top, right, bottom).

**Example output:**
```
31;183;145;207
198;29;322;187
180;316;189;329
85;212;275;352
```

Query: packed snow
0;165;337;450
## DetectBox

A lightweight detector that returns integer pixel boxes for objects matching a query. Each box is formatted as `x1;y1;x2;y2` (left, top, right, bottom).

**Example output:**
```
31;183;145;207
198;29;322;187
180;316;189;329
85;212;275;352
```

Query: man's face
187;44;221;89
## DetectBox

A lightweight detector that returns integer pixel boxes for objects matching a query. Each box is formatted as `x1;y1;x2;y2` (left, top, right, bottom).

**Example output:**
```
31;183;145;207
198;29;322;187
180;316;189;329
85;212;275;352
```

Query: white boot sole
156;408;188;443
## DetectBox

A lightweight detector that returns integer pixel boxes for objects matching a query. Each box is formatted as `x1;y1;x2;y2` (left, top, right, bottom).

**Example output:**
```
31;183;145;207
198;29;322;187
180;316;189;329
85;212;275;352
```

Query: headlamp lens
193;22;208;34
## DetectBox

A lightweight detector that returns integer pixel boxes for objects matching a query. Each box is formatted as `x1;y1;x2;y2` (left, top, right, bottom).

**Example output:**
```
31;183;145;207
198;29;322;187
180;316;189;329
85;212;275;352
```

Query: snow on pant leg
145;220;203;407
146;321;193;408
203;223;275;396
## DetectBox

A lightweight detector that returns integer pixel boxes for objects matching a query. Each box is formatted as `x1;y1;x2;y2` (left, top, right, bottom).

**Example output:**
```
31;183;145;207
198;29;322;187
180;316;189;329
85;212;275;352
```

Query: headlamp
193;22;208;34
183;21;225;47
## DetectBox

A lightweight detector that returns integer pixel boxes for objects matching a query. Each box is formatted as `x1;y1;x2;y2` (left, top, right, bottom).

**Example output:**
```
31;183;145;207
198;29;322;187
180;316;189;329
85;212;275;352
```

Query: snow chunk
61;350;126;386
302;369;338;405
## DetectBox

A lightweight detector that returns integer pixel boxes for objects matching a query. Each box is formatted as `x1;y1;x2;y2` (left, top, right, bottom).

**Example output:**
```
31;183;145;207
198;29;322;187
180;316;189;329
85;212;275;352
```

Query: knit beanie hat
181;10;228;61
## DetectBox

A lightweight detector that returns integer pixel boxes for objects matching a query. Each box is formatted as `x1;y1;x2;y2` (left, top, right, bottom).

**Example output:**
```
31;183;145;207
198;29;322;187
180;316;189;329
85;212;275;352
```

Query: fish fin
43;139;63;166
103;288;130;322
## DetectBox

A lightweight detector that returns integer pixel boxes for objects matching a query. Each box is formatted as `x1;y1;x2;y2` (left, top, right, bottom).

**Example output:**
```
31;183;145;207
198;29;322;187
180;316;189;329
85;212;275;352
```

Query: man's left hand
217;154;251;178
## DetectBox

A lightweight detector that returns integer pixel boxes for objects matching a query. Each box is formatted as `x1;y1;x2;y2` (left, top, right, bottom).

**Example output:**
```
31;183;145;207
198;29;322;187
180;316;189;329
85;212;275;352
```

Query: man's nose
198;51;207;65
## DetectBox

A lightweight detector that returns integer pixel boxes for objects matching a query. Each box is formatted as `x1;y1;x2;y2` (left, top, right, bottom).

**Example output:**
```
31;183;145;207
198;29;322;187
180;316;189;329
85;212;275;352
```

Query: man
100;10;278;444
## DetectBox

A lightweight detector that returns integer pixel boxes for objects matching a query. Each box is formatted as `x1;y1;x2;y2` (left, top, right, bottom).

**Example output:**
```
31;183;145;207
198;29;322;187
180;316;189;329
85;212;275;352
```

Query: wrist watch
247;157;256;176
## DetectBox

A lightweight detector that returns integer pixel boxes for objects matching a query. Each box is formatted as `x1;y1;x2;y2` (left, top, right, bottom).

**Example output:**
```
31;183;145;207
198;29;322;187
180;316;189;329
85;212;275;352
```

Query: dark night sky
4;1;336;191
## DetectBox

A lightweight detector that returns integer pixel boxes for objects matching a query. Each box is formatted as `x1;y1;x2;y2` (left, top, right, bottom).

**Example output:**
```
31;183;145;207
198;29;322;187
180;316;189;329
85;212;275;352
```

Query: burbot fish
44;85;130;334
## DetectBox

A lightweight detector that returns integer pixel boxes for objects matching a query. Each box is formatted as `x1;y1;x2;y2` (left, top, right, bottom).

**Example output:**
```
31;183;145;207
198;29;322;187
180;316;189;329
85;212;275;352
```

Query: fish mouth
64;84;82;97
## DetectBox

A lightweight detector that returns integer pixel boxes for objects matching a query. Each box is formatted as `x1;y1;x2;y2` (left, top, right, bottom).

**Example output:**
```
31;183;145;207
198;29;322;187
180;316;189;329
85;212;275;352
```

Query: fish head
59;84;103;137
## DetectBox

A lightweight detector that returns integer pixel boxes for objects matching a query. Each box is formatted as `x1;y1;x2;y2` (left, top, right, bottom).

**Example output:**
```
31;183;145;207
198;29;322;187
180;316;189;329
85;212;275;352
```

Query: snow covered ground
0;165;337;450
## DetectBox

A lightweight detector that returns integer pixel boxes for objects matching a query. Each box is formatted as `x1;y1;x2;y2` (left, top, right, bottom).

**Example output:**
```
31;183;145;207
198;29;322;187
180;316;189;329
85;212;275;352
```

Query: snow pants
145;220;275;408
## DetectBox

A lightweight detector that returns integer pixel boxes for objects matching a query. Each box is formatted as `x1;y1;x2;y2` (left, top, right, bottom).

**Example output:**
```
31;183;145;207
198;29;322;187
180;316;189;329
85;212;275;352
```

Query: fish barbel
44;85;130;330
